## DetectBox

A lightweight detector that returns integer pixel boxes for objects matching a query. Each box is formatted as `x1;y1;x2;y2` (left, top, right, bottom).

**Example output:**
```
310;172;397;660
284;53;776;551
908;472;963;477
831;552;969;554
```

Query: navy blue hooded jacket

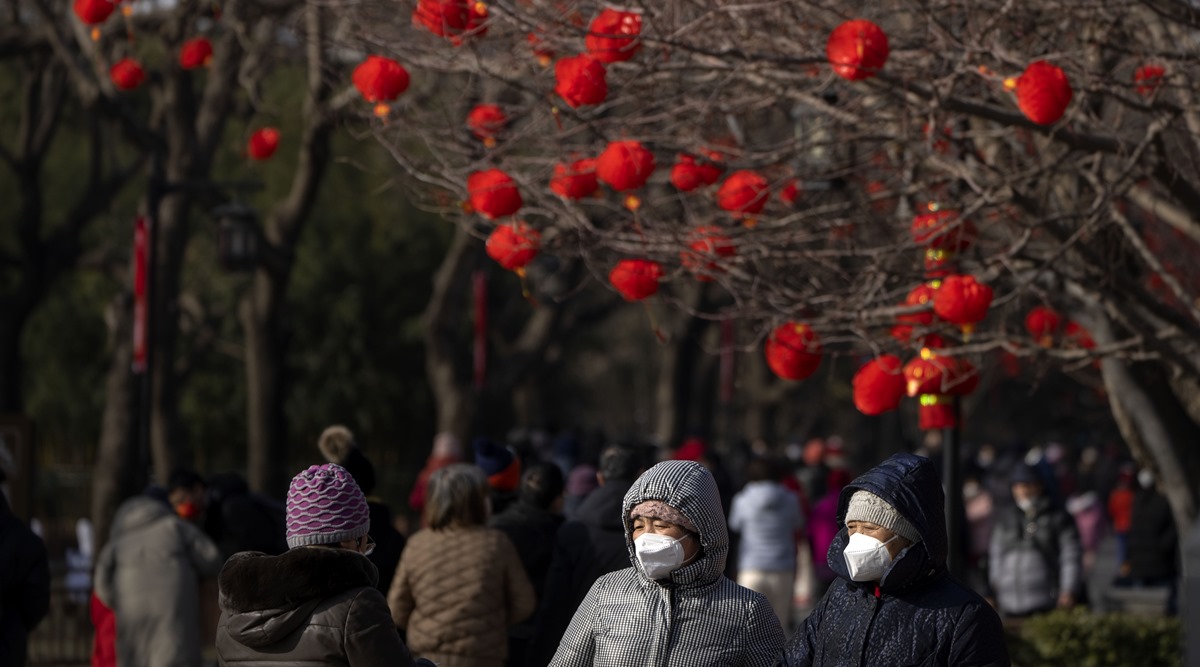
782;453;1009;667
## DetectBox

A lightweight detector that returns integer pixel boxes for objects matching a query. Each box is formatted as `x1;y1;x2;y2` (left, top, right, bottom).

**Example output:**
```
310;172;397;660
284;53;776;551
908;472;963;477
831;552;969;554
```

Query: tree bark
241;272;289;496
91;295;139;551
423;227;482;444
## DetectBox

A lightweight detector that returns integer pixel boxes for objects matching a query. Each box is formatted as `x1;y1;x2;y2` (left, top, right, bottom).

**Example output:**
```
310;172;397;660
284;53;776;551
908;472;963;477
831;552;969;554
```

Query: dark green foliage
1008;608;1181;667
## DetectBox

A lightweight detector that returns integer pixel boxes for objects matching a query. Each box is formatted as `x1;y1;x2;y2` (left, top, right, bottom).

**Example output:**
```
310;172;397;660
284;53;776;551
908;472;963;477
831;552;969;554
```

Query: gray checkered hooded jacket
550;460;785;666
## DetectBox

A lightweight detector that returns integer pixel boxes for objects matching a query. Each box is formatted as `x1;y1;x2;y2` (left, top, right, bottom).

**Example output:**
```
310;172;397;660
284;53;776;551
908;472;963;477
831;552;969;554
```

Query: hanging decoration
765;322;822;381
352;55;410;118
852;355;906;416
609;259;663;301
670;152;723;192
467;104;507;147
413;0;487;44
179;37;214;70
780;178;802;206
897;283;937;326
109;58;146;91
550;158;599;200
1024;306;1062;347
680;226;735;282
1064;321;1096;350
596;139;655;209
716;170;770;225
527;32;555;67
554;54;608;108
1134;64;1166;97
827;19;889;81
1007;60;1073;125
74;0;116;39
485;222;540;272
585;8;642;63
467;169;523;219
246;127;280;161
903;349;979;430
911;205;977;276
932;274;993;334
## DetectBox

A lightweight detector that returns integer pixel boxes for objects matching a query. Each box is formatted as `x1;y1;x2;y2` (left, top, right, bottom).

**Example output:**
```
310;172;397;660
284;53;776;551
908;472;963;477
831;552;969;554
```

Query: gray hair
425;464;489;530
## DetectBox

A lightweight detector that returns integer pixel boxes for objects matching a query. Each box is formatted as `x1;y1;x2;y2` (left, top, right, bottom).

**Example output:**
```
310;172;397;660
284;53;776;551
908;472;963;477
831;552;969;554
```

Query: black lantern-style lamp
215;204;260;271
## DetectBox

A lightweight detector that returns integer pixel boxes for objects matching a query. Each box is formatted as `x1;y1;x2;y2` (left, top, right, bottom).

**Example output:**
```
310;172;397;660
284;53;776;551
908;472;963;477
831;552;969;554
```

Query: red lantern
585;8;642;64
933;274;993;332
853;355;906;416
670;153;723;192
765;323;822;381
1134;64;1165;97
247;127;280;161
468;169;523;219
179;37;213;70
680;226;735;282
596;140;655;192
827;19;889;81
352;56;410;117
897;283;936;326
554;54;608;108
74;0;115;27
527;32;555;66
550;159;599;200
1024;306;1062;346
109;58;146;91
716;170;770;217
1012;60;1072;125
486;222;540;271
911;208;976;251
780;178;802;206
467;104;507;146
903;351;978;430
413;0;485;42
1064;321;1096;350
609;259;663;302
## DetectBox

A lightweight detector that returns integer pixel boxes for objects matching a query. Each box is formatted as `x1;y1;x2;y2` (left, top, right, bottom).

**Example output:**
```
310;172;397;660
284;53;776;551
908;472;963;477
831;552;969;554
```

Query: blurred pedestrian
409;432;462;515
551;460;784;666
0;467;50;667
729;457;804;629
202;472;287;558
783;453;1008;666
94;477;224;667
474;437;522;516
563;464;598;519
807;467;852;598
388;464;535;667
1107;464;1136;568
1119;469;1178;614
216;463;417;666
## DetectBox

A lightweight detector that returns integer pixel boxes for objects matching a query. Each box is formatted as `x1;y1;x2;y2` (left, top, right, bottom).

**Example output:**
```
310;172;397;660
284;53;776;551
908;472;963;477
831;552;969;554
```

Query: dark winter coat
1127;487;1178;580
528;480;633;667
0;493;50;667
489;499;564;597
551;460;785;667
366;500;406;596
204;474;288;558
988;495;1082;616
216;547;414;667
783;453;1009;667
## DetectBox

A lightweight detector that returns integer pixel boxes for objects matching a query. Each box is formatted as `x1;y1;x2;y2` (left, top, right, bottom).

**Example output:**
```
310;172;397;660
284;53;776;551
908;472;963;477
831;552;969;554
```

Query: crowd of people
0;427;1183;667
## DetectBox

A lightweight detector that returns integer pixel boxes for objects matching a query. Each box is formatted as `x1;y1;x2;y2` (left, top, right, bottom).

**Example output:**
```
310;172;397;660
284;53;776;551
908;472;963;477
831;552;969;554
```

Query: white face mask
843;531;898;582
1015;497;1036;512
1137;469;1155;490
634;532;692;579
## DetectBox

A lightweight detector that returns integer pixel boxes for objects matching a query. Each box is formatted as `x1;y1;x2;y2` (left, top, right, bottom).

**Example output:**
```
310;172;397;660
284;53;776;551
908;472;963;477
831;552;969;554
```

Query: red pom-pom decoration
853;355;906;416
681;226;735;282
486;222;540;271
468;169;523;219
1012;60;1073;125
352;56;410;117
247;127;280;161
670;153;723;192
609;259;663;302
933;274;993;331
716;170;770;217
74;0;115;26
550;159;599;200
179;37;213;70
827;19;889;81
765;323;822;381
467;104;507;145
1134;64;1166;97
109;58;146;91
554;54;608;108
596;140;655;192
585;8;642;64
1024;306;1062;346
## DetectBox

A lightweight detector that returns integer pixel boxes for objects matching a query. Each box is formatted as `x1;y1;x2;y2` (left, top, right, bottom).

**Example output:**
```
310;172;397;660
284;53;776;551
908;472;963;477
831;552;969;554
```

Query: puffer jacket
216;547;413;667
988;495;1082;616
387;526;535;667
782;453;1009;667
551;460;785;667
729;481;803;572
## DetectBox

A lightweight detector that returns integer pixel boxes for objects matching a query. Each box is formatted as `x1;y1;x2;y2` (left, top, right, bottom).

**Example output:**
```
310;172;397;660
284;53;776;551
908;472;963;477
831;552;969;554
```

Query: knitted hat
474;438;521;492
844;490;921;543
286;463;370;549
317;425;377;496
630;500;697;534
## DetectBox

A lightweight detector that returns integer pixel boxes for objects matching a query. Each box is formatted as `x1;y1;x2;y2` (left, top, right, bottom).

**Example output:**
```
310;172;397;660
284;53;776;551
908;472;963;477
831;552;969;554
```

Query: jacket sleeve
387;548;415;629
344;588;415;667
19;530;51;630
500;533;537;625
548;576;602;667
948;602;1011;667
528;523;585;667
1056;513;1083;596
780;589;824;666
741;592;785;666
93;542;117;608
182;521;225;576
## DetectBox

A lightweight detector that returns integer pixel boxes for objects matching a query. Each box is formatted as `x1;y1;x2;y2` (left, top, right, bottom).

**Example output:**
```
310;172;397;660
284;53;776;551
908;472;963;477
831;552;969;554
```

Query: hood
219;547;378;648
111;495;175;536
622;460;727;588
829;453;946;592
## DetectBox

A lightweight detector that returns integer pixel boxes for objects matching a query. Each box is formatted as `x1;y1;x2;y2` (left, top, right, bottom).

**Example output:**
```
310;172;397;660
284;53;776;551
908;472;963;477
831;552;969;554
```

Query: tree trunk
424;227;482;444
0;312;27;415
147;191;191;485
241;271;289;496
91;295;139;551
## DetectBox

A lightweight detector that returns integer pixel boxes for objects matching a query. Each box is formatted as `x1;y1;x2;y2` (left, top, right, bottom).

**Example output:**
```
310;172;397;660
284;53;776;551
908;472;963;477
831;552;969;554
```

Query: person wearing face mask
987;461;1083;618
782;453;1008;667
551;459;784;666
1120;468;1178;614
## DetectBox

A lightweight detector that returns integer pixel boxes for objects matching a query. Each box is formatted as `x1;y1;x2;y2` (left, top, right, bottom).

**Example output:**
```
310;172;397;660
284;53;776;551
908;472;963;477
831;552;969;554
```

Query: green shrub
1008;608;1181;667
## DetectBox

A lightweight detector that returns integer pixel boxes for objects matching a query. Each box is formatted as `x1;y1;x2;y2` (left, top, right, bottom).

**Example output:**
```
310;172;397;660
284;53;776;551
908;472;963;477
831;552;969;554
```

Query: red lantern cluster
933;274;993;332
596;140;655;192
352;56;410;117
110;58;146;91
585;8;642;64
468;169;523;219
897;283;937;326
413;0;487;43
1024;306;1062;346
765;323;822;381
1012;60;1073;125
179;37;214;70
716;170;770;217
486;222;540;271
681;226;735;282
74;0;115;27
670;153;723;192
467;104;507;146
554;54;608;108
1134;64;1165;97
550;159;599;200
853;355;906;416
609;259;663;302
247;127;280;161
911;208;976;251
903;350;979;430
827;19;889;81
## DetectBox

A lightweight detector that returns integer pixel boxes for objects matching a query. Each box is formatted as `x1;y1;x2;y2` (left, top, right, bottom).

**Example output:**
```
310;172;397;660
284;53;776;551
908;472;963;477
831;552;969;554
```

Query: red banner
132;217;148;374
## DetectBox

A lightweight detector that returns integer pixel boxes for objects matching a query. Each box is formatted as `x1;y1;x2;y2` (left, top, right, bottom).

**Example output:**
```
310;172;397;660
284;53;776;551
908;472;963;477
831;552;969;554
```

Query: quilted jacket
988;494;1083;616
782;453;1009;667
550;460;785;667
387;526;535;667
